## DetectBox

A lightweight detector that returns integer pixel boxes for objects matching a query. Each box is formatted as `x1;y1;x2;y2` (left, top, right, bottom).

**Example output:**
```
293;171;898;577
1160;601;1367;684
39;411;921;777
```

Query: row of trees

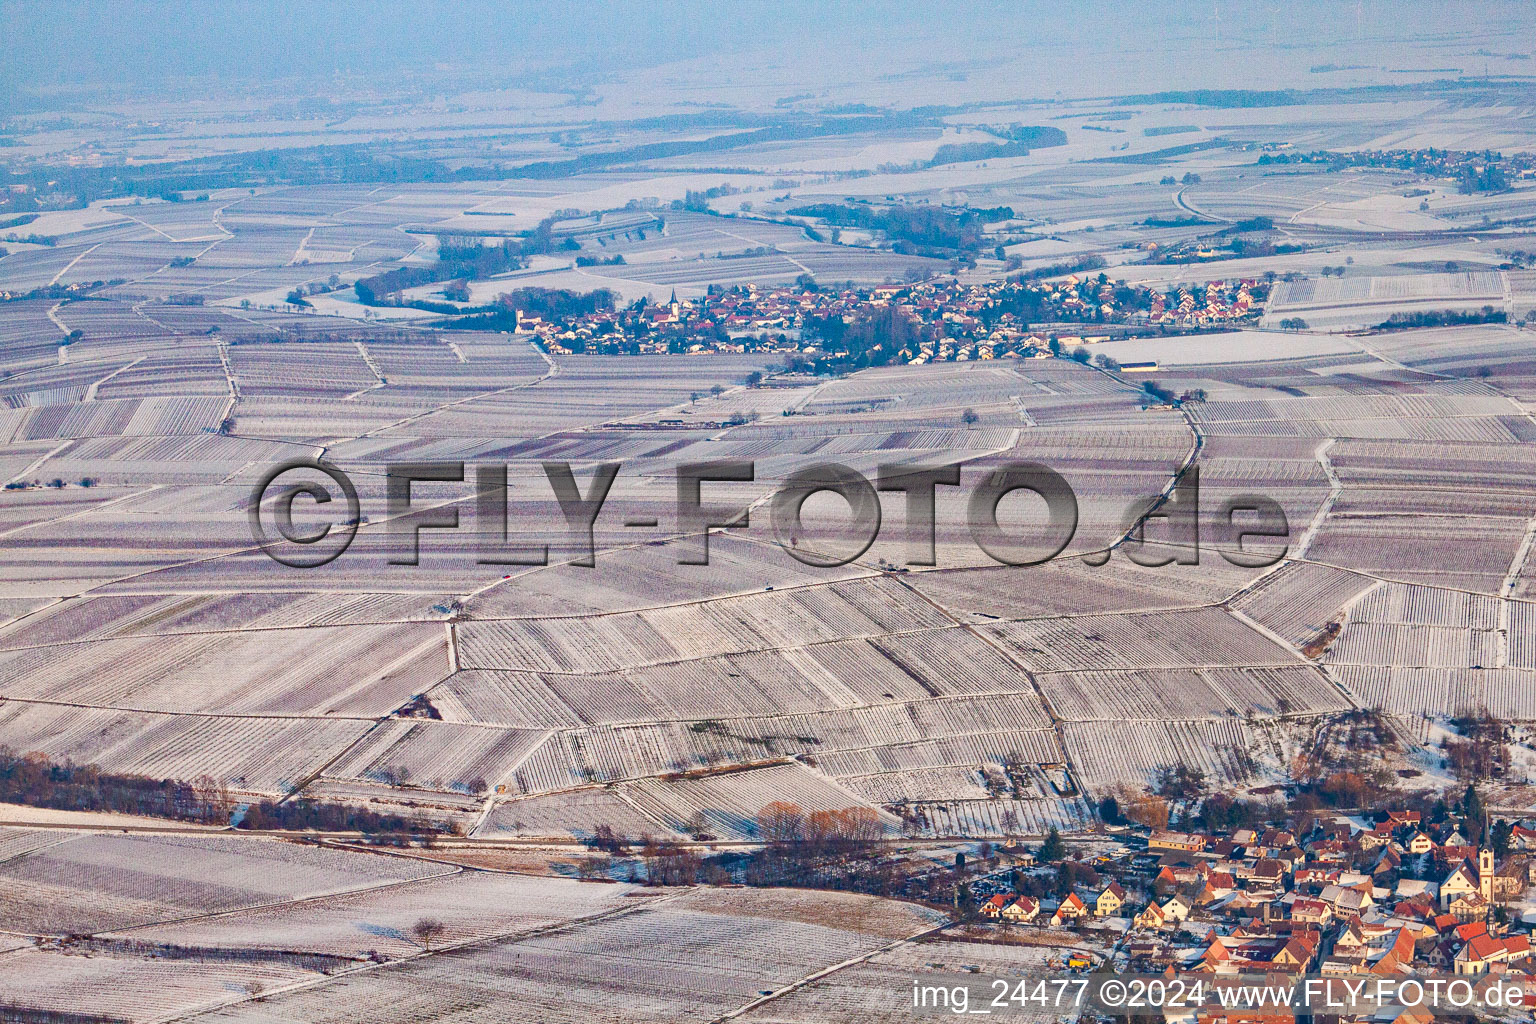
237;797;444;837
1377;306;1507;330
0;747;231;824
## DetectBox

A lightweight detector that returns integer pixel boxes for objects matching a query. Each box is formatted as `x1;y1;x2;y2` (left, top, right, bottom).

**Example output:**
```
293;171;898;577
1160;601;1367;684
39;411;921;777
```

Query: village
957;792;1536;1006
516;272;1263;366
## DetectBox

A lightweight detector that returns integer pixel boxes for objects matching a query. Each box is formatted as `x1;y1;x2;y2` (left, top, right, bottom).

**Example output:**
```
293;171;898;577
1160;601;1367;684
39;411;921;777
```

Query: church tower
1479;817;1495;902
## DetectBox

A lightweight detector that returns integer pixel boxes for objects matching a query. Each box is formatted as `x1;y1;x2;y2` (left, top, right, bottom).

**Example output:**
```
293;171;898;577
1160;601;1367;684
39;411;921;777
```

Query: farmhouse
1149;830;1205;853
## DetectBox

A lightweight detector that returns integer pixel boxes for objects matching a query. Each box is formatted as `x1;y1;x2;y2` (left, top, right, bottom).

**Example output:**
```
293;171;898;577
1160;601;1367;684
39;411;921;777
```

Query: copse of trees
756;801;884;853
925;141;1031;167
499;286;616;320
734;801;890;889
1140;379;1176;405
800;303;938;371
1444;714;1508;783
436;286;617;333
354;221;578;308
783;202;1013;253
1006;254;1107;282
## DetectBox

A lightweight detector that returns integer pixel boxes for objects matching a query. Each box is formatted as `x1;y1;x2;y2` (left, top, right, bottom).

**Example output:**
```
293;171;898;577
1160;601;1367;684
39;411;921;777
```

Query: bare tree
411;917;446;952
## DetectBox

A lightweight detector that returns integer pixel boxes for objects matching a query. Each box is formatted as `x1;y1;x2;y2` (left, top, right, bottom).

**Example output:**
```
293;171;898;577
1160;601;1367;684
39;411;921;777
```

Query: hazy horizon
6;0;1534;112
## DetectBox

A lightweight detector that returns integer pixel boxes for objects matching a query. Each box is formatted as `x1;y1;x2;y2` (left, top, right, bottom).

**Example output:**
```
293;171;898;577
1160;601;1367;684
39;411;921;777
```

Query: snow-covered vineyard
5;311;1536;841
7;39;1536;1017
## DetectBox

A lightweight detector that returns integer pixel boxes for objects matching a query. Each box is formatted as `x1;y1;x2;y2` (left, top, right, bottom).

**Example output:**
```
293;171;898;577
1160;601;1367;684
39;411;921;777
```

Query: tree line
1377;307;1506;330
0;747;231;824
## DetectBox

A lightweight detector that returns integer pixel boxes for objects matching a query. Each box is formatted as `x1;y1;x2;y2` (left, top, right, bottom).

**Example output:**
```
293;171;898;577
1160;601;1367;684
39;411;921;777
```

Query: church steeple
1478;815;1495;902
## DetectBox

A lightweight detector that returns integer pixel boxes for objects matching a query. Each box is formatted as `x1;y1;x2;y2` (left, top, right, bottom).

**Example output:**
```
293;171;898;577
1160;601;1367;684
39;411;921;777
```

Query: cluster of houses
981;881;1129;928
0;279;96;302
974;812;1536;992
1147;281;1255;327
519;272;1264;362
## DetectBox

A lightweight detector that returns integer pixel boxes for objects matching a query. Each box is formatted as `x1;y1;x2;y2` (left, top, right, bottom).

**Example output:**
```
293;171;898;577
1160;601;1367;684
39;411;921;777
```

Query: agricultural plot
0;952;316;1024
1510;270;1536;321
0;591;450;645
1327;583;1501;667
0;622;448;716
1178;170;1445;230
0;700;371;794
902;797;1095;838
985;606;1298;673
321;720;547;792
1091;329;1361;366
0;245;96;291
0;826;77;865
1064;719;1271;793
0;833;447;935
737;936;1063;1023
121;869;640;960
621;763;893;840
440;627;1048;728
227;395;420;439
456;576;953;674
479;787;682;840
92;349;230;401
229;342;378;399
910;555;1256;622
1038;664;1347;721
33;433;304;486
1262;271;1507;331
384;354;773;437
838;765;993;804
1186;388;1526;443
182;888;933;1024
464;532;872;617
0;395;228;442
1306;514;1525;595
504;697;1066;798
1230;562;1381;646
0;487;119;535
1332;666;1536;719
0;302;74;372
